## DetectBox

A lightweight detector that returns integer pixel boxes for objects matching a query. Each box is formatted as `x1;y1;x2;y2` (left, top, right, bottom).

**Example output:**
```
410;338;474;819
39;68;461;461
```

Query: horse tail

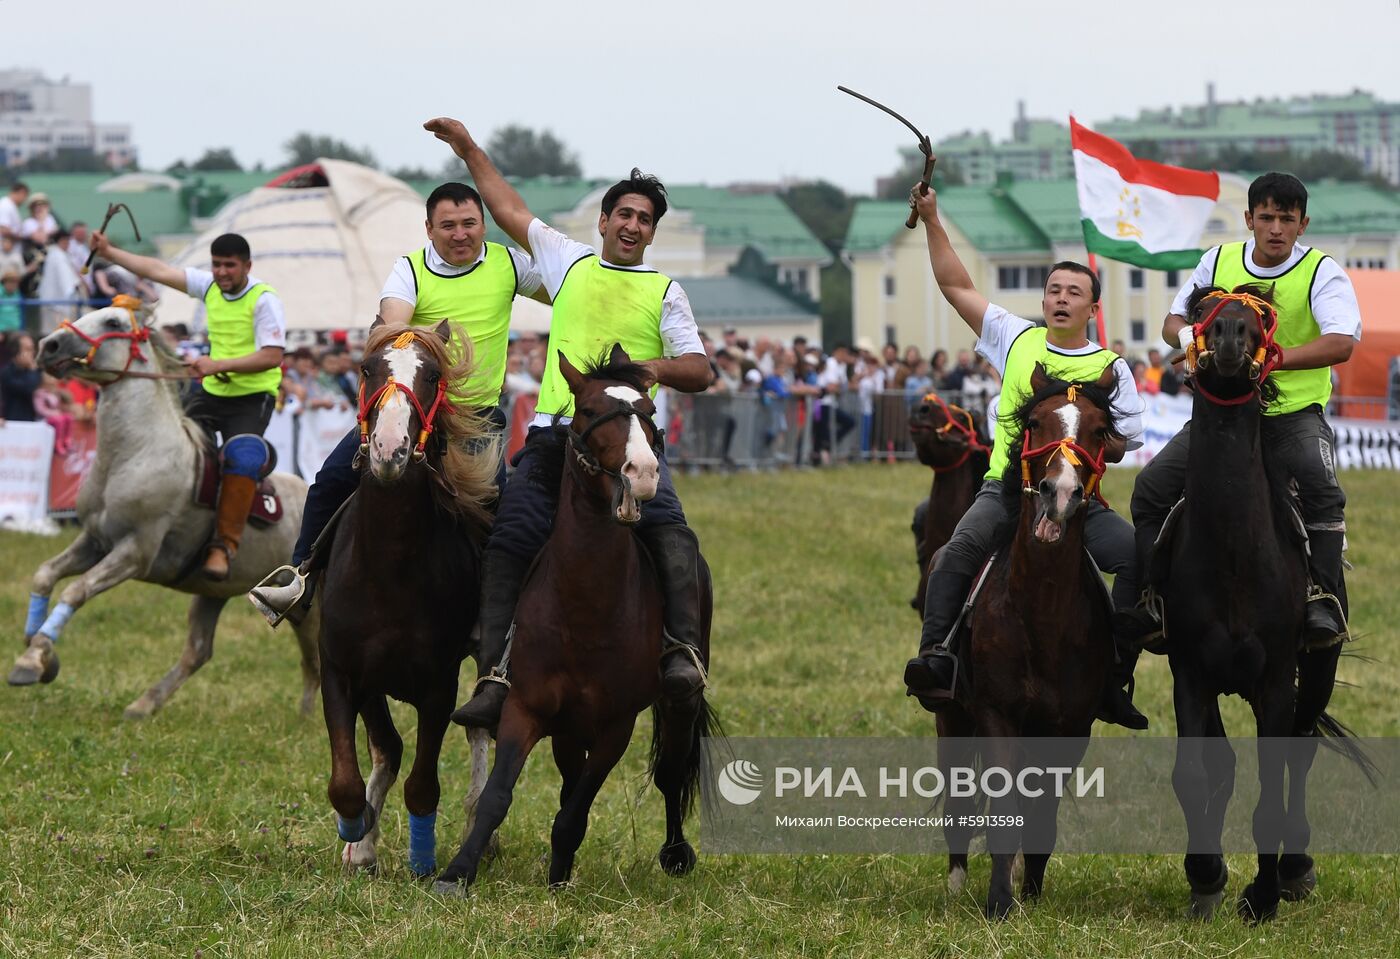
1314;710;1380;786
649;695;725;821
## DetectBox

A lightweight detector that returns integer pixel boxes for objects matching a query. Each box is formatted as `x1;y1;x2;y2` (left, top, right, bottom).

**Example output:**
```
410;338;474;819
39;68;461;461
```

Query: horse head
909;391;987;470
559;343;662;525
1017;362;1117;544
1185;284;1282;401
38;295;162;382
357;319;454;483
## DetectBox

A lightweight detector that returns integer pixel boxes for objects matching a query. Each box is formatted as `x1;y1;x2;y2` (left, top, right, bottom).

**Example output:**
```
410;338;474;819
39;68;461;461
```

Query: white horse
7;302;319;718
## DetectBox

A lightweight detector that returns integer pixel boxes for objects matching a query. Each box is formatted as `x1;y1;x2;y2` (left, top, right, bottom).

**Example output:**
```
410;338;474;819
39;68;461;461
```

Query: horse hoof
7;662;41;686
39;649;59;683
431;879;469;899
342;842;378;875
1237;883;1279;924
658;841;696;877
8;643;56;687
984;894;1015;920
947;864;966;895
1189;890;1224;921
123;700;156;721
1280;856;1317;901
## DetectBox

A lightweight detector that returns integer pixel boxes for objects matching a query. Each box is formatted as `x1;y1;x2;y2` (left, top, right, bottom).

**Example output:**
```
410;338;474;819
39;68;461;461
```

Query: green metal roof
665;185;830;261
844;186;1047;254
20;173;189;251
1004;180;1083;244
682;275;818;323
1304;180;1400;235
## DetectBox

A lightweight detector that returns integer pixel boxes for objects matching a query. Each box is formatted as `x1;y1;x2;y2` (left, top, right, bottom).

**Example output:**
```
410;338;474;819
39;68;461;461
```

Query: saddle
193;445;284;527
1147;491;1308;588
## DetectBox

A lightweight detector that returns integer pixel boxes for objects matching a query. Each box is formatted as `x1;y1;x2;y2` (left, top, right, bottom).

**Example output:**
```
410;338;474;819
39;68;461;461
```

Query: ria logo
716;759;764;806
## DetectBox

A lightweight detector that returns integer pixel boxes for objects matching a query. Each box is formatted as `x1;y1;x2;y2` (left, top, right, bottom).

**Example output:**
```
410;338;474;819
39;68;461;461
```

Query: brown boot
204;474;258;581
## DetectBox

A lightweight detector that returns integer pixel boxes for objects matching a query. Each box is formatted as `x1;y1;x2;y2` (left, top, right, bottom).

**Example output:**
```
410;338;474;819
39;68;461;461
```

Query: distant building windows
997;266;1022;290
883;275;896;297
1346;258;1387;269
1129;268;1145;289
1166;270;1181;288
1025;265;1050;289
1130;319;1147;343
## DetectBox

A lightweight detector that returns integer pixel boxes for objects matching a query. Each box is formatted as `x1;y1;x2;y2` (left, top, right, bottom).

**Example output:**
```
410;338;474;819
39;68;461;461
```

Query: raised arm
911;186;990;336
424;118;535;252
88;232;187;293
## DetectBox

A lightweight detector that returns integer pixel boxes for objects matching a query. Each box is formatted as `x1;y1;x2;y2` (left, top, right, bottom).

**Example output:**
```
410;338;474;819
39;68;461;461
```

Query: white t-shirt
525;217;704;426
977;303;1144;448
379;241;542;305
184;268;286;350
67;240;90;274
0;197;20;236
1169;241;1361;340
20;213;58;240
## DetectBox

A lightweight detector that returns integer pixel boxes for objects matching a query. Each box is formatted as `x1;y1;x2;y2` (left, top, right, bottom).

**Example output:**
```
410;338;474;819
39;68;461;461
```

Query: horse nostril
1038;478;1054;497
41;340;56;353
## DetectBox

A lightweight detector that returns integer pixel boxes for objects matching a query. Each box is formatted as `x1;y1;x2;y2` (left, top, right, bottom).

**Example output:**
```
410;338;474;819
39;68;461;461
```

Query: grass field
1;464;1397;958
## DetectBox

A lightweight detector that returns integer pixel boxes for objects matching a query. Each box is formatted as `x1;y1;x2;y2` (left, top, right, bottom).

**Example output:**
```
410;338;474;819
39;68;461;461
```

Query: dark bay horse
435;345;716;893
908;391;990;614
937;363;1118;919
317;320;498;876
1161;286;1369;922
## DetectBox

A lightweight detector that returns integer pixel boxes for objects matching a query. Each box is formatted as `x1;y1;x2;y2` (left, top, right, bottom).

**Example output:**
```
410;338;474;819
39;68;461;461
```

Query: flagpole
1087;252;1107;345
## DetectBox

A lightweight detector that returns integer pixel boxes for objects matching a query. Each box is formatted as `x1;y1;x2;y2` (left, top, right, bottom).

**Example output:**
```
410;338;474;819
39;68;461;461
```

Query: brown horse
317;320;498;877
937;363;1117;919
908;391;990;613
434;345;716;893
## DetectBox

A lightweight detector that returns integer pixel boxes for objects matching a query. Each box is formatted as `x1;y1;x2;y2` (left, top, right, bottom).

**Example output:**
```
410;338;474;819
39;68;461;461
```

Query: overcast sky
17;0;1400;194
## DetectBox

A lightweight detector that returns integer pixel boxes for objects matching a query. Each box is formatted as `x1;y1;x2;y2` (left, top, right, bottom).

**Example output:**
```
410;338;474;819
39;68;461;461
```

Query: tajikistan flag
1071;116;1220;270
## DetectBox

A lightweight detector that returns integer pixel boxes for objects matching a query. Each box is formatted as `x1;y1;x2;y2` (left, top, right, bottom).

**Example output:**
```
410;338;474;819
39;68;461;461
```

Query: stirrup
1303;586;1349;650
471;668;512;695
247;564;306;628
660;639;709;691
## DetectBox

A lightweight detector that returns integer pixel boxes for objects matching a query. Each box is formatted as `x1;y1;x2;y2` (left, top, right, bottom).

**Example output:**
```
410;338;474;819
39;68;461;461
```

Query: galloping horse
937;363;1118;919
317;320;498;876
8;301;319;718
435;345;716;893
1160;285;1369;921
908;391;989;613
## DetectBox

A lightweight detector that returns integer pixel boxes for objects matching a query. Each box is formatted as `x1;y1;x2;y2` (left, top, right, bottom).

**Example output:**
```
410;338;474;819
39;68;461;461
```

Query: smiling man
1128;172;1362;648
422;116;713;733
902;185;1149;728
90;231;285;580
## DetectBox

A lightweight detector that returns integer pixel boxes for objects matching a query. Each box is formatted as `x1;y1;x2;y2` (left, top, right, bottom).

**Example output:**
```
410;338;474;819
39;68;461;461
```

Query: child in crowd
33;372;75;453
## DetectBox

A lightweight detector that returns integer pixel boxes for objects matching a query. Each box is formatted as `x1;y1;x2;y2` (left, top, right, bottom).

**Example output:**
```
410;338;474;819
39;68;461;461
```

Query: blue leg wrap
408;811;438;877
38;602;75;642
222;434;270;480
25;594;50;637
337;808;372;843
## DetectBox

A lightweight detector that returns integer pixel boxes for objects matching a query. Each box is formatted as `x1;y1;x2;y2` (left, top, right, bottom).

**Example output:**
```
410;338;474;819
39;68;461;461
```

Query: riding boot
639;524;708;703
203;474;257;581
1303;529;1349;649
450;549;533;732
903;570;973;710
1097;631;1149;730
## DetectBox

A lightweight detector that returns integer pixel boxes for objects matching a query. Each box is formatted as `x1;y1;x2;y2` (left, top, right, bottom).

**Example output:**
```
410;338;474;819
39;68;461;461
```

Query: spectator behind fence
0;270;21;332
33;372;74;453
0;234;25;281
503;350;539;397
67;222;91;275
1;331;40;422
943;349;973;391
929;348;949;389
20;193;58;247
0;182;28;241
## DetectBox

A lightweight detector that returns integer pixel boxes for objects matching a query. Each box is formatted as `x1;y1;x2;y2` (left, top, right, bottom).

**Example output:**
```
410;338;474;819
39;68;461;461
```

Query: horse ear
370;315;385;331
1095;363;1116;390
558;350;586;391
433;319;452;344
609;342;631;366
1030;361;1051;393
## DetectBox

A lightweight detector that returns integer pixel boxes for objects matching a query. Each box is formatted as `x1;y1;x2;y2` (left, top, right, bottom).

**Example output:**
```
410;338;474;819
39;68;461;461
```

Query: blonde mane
362;322;500;533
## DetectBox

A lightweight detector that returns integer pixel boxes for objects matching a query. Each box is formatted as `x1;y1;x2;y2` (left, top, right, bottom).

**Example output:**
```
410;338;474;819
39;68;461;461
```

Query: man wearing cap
89;230;286;580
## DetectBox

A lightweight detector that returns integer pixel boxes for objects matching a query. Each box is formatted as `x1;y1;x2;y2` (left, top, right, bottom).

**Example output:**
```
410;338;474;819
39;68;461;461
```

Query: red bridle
1187;291;1283;407
911;391;990;473
356;331;449;463
1019;385;1109;507
57;295;151;375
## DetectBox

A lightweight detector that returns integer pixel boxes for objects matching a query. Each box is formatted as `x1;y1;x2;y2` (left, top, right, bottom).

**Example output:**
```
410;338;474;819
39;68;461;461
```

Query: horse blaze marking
1051;404;1081;493
375;346;424;451
604;386;656;473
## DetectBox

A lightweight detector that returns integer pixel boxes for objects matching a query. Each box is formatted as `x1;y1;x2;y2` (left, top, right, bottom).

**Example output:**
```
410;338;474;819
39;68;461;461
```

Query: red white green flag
1070;116;1220;270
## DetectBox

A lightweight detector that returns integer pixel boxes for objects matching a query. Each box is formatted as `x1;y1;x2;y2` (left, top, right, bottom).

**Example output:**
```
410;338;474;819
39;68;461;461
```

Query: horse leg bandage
407;811;437;877
38;602;75;642
25;594;50;637
336;803;377;844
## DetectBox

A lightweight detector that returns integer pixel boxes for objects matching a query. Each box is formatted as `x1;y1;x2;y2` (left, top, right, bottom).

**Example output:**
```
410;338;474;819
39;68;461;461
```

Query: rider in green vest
901;185;1151;729
1128;172;1362;648
422;116;714;734
248;182;544;623
89;231;286;580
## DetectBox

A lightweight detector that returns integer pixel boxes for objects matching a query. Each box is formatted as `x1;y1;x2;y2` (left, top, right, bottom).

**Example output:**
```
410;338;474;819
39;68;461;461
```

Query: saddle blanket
193;448;284;527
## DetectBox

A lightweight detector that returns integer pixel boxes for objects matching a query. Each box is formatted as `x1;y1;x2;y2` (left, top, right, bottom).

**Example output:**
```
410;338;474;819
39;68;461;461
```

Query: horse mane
581;350;652;393
1185;282;1281;408
363;322;499;532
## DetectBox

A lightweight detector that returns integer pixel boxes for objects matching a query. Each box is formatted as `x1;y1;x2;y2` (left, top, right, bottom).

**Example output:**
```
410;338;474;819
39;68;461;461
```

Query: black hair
601;168;668;223
9;181;27;195
210;233;251;261
1046;260;1101;303
1248;172;1308;218
583;348;652;394
426;182;485;222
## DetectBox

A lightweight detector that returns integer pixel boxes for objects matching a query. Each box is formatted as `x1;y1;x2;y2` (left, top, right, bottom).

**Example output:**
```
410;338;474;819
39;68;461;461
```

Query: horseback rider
421;116;714;733
1127;172;1361;648
901;185;1150;729
249;182;545;621
89;231;284;581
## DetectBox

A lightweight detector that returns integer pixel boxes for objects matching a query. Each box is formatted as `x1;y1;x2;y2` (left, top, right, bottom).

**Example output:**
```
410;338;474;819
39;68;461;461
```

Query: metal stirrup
660;634;709;690
472;625;515;693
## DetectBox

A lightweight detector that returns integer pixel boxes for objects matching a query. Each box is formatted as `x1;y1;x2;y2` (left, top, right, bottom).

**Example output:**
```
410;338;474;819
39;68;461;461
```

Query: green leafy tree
19;148;112;173
779;180;855;254
283;133;377;169
479;125;581;178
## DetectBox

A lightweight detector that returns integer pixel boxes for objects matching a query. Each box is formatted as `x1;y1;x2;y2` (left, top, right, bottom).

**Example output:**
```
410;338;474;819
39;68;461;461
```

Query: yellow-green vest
986;327;1118;481
1212;241;1332;415
406;242;518;407
202;281;282;397
536;256;670;418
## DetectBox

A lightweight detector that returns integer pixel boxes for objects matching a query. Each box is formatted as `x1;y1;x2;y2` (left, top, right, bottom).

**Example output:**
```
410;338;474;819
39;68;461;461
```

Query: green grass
1;465;1397;957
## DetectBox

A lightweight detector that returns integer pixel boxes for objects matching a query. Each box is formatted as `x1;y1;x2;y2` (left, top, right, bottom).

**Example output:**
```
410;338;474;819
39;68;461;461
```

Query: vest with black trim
406;242;518;408
1211;241;1331;415
986;326;1118;481
202;280;281;397
536;256;671;418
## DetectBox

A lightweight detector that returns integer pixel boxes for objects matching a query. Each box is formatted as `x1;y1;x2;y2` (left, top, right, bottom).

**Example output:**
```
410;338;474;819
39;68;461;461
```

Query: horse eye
360;367;370;378
578;407;595;418
105;318;122;329
427;371;441;384
1027;418;1039;430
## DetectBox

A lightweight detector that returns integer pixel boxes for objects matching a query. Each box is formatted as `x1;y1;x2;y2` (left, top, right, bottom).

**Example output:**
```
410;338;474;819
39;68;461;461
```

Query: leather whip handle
906;143;936;229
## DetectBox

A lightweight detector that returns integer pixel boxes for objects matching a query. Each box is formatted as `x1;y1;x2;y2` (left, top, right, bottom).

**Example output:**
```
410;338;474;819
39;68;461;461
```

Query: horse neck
554;461;639;575
91;375;198;474
1007;495;1088;615
1185;386;1270;523
352;463;438;561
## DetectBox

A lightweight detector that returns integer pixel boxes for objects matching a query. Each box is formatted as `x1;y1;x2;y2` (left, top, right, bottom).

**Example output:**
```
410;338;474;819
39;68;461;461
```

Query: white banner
0;421;56;522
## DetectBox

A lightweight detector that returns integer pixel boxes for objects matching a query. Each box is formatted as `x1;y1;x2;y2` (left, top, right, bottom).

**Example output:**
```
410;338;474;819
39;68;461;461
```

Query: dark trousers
182;386;274;445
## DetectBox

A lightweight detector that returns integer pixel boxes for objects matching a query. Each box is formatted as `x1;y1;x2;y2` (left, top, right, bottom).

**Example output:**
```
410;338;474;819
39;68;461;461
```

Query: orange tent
1333;270;1400;420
